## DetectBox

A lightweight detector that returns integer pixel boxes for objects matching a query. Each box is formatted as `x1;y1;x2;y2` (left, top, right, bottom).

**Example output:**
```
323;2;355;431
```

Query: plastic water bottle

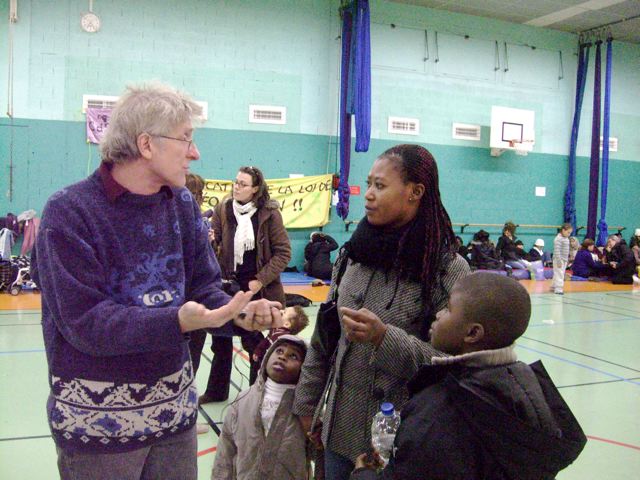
370;402;401;467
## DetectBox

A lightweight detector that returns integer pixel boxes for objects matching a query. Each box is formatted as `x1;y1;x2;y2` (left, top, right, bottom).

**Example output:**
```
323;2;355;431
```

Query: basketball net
508;139;531;156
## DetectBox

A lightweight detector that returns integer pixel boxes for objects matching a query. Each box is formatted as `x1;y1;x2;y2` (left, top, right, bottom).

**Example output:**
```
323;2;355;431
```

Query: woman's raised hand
340;307;388;347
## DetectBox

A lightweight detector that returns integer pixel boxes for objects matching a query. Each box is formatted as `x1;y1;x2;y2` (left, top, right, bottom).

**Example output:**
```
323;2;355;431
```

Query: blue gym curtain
586;41;602;241
337;0;371;220
564;42;590;232
597;37;613;246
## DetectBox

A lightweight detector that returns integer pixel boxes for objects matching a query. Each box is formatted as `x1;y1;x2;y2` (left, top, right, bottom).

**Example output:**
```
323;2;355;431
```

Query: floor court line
527;317;640;327
558;376;640;389
605;292;640;301
201;353;244;394
551;299;640;318
586;435;640;452
556;298;640;316
0;311;40;315
521;336;640;373
197;407;221;436
0;348;45;355
197;446;217;457
516;345;640;387
0;323;41;327
0;435;52;442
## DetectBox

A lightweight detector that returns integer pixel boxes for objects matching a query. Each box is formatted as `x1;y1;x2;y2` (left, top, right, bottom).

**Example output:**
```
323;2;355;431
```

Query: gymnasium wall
1;0;639;267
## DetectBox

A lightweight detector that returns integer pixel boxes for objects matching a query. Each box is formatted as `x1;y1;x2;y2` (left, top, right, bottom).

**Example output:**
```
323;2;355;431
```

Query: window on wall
503;44;560;90
434;33;496;82
371;23;426;72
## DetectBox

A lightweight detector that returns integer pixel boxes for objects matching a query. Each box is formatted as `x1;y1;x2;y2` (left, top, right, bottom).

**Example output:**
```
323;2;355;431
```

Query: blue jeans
325;449;354;480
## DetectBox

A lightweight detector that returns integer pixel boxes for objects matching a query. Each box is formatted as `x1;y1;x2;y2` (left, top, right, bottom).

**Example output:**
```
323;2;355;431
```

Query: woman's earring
409;196;414;202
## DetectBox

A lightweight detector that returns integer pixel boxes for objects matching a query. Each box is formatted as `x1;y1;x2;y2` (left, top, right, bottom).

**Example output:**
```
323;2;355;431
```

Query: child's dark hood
258;334;308;384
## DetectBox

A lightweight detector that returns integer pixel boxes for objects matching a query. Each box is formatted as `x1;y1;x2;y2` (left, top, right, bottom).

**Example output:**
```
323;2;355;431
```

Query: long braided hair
381;144;457;300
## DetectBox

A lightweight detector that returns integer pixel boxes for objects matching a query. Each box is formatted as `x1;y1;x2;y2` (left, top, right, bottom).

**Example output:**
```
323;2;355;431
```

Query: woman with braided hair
293;144;470;479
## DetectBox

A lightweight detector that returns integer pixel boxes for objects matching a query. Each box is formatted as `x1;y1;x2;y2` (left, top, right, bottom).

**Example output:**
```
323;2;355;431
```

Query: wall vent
388;116;419;135
82;94;119;112
599;136;618;152
249;105;287;125
82;95;209;120
452;123;481;141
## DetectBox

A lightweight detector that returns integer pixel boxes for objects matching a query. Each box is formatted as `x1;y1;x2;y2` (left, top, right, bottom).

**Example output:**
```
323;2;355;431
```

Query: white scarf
232;200;258;268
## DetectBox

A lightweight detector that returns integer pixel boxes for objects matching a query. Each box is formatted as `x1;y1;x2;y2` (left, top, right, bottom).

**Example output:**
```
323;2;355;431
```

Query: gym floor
1;280;638;479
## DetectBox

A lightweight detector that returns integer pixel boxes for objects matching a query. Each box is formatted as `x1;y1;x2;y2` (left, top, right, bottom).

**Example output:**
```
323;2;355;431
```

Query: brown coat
211;197;291;305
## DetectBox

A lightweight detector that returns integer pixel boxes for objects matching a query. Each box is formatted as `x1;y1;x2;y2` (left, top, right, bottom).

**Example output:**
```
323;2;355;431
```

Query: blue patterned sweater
32;166;231;453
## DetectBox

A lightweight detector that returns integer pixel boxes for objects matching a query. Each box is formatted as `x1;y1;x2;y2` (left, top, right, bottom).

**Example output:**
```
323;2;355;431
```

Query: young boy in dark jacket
351;272;587;480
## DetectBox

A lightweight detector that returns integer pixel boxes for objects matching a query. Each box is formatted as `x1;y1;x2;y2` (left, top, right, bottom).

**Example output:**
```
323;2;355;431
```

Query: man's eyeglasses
153;134;194;151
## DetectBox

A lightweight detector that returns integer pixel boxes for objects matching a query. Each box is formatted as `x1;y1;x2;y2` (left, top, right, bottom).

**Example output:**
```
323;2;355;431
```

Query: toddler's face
266;342;304;384
280;307;296;329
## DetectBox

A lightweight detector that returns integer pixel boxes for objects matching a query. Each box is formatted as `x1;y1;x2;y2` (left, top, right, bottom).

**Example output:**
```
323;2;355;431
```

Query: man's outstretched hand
178;291;283;333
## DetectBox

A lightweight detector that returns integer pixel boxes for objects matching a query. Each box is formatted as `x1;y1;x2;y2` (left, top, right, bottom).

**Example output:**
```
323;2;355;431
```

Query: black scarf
344;216;426;282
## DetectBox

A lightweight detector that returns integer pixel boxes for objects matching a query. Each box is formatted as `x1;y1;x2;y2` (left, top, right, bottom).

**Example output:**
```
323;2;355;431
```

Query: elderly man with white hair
32;83;283;479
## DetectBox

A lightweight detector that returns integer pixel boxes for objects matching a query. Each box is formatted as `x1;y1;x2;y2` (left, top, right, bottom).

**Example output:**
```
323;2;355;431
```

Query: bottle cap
380;402;394;416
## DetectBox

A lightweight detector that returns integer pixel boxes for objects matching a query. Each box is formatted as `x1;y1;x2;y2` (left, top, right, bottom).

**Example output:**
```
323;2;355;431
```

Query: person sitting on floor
528;238;551;266
350;272;587;480
630;228;640;274
514;240;528;260
212;335;309;480
469;229;503;270
572;239;607;279
304;232;339;280
497;222;533;274
604;234;636;285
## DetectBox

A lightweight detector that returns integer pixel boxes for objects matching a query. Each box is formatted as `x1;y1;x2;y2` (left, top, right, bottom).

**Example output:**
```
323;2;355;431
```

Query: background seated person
630;228;640;269
469;229;502;270
528;238;551;266
572;239;607;279
304;231;339;280
496;221;531;271
604;234;636;285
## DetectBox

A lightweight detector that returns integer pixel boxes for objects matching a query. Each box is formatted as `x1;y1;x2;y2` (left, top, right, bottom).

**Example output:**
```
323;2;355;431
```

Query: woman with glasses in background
197;166;291;402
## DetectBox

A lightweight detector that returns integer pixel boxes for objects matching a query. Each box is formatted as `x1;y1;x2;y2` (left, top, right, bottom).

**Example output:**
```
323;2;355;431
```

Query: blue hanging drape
597;38;613;246
336;0;371;220
586;41;602;241
337;7;353;220
351;1;371;152
564;43;590;232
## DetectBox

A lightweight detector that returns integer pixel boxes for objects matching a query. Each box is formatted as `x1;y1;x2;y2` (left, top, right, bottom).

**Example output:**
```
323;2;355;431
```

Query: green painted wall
1;0;639;267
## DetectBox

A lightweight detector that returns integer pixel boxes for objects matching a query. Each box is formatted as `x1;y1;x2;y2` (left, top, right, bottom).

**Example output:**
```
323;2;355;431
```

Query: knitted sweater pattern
33;171;231;453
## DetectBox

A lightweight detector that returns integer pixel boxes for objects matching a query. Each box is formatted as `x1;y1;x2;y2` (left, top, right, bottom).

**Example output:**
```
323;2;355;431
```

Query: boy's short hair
561;223;573;232
288;306;309;335
454;272;531;349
